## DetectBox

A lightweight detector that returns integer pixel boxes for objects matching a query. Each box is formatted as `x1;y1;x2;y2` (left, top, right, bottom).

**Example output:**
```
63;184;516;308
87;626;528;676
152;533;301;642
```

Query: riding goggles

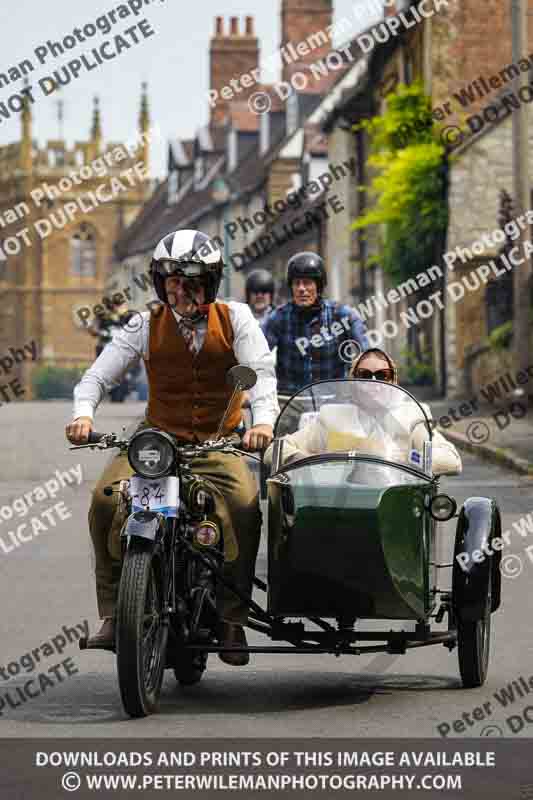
154;260;207;278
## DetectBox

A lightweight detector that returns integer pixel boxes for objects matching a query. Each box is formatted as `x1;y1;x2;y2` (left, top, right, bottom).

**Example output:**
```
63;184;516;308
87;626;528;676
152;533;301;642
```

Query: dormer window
286;92;299;136
260;112;270;156
168;170;179;204
227;129;238;172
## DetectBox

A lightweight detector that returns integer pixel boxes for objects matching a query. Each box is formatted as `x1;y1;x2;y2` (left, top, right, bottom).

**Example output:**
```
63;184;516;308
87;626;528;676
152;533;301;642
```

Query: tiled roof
237;188;329;270
116;40;364;260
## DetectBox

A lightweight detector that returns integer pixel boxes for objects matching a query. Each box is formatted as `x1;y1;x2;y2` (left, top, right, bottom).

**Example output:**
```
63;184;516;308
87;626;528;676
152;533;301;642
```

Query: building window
227;130;238;173
287;92;299;136
194;156;204;187
168;170;179;204
71;223;97;276
486;269;513;334
260;112;270;156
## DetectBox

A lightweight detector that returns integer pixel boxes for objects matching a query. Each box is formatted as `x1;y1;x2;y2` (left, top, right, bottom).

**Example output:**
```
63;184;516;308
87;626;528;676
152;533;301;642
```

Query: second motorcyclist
262;252;369;431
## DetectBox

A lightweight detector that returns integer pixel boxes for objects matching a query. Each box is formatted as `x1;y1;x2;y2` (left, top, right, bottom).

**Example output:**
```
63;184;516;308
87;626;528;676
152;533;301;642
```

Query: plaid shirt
262;300;369;395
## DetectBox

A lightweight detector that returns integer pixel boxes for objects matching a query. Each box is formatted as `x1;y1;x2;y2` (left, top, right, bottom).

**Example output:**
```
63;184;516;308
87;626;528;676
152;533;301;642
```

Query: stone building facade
445;109;533;398
0;87;153;398
323;0;533;396
429;0;533;397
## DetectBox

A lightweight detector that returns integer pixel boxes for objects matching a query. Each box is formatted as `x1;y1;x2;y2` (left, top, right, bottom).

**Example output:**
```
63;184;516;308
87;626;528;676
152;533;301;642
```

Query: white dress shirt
73;302;279;428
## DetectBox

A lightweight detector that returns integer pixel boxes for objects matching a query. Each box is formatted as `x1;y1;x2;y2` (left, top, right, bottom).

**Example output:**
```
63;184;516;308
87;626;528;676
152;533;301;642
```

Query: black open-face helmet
287;252;327;294
150;229;224;308
245;269;275;302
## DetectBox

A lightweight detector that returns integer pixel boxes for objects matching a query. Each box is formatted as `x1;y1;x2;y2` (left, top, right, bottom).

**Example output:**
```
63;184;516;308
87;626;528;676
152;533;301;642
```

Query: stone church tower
0;85;153;398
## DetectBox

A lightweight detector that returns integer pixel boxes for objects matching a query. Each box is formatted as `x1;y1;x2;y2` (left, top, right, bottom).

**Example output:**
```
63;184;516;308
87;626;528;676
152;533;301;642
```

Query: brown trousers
88;439;262;625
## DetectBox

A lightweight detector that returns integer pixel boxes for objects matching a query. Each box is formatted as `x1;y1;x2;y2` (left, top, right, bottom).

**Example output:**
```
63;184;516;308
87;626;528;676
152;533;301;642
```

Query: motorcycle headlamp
429;494;457;521
128;429;175;478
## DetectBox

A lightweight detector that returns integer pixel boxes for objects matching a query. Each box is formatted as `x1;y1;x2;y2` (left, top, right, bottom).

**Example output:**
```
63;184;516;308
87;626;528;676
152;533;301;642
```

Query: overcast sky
0;0;382;178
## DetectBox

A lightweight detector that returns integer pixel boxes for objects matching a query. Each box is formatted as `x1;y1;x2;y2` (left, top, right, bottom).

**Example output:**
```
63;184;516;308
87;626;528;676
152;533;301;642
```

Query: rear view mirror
213;366;258;442
227;365;257;391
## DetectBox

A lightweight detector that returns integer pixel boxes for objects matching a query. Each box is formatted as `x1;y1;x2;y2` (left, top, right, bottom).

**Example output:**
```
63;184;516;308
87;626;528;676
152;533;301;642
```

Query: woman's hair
349;347;399;384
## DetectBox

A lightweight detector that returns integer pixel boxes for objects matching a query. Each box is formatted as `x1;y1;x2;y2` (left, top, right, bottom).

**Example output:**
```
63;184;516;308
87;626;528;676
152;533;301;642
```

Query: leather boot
87;617;115;650
218;622;250;666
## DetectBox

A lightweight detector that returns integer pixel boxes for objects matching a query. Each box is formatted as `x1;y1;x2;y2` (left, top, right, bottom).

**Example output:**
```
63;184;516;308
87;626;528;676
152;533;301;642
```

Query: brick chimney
209;16;260;126
280;0;333;82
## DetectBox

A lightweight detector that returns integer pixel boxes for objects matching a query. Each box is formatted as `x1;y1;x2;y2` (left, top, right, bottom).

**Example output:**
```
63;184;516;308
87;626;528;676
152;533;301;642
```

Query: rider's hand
242;424;273;452
65;416;93;445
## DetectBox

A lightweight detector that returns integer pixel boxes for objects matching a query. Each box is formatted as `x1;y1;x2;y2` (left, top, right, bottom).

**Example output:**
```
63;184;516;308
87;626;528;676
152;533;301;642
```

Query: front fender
121;510;164;549
452;497;502;622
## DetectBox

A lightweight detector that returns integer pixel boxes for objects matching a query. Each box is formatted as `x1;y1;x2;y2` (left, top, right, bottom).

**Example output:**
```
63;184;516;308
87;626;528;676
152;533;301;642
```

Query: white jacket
265;401;462;476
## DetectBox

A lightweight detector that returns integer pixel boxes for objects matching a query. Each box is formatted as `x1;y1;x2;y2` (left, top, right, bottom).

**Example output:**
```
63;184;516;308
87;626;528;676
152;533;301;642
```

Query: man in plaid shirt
262;253;369;408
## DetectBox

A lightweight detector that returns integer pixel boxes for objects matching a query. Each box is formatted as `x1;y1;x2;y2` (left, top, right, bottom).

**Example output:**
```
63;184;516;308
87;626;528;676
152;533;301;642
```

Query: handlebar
87;432;105;444
70;432;264;460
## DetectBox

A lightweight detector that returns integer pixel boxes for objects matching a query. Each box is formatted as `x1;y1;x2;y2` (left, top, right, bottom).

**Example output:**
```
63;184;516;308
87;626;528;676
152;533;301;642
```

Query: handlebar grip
87;432;105;444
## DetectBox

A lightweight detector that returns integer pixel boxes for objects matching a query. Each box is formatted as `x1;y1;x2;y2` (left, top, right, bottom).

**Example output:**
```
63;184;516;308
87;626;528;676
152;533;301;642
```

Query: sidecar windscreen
274;379;433;475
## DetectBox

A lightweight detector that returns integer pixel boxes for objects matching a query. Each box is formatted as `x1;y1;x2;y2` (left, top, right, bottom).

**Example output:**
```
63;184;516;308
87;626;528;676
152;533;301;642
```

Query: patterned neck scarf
175;314;198;355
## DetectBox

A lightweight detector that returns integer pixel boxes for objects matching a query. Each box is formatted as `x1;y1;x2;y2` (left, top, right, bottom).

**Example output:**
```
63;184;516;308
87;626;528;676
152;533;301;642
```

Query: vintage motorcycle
72;372;502;718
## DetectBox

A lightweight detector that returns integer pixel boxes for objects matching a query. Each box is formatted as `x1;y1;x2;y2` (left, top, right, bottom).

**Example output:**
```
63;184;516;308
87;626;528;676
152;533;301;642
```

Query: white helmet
150;229;224;305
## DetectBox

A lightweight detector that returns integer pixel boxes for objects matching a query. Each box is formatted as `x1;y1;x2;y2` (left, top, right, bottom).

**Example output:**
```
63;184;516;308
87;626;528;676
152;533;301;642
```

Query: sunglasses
353;368;394;382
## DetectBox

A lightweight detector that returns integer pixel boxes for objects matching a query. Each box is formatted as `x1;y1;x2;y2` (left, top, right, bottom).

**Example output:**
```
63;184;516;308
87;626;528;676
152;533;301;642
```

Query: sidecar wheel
457;563;492;688
116;547;167;717
174;651;208;686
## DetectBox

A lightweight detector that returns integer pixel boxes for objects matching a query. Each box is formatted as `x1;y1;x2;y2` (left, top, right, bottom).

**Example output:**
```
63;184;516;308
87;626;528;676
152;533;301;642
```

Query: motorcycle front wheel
116;545;167;717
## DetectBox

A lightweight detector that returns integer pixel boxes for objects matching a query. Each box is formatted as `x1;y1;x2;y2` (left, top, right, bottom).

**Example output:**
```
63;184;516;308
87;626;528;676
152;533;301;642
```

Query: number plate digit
129;476;180;516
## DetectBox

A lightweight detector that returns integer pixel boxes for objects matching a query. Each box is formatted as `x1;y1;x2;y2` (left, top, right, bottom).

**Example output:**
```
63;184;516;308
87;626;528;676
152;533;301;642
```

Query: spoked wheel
116;546;168;717
174;650;208;686
457;564;492;688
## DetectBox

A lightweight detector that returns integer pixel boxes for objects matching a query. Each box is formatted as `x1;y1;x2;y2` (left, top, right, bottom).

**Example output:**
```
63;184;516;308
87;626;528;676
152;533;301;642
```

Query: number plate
129;476;180;516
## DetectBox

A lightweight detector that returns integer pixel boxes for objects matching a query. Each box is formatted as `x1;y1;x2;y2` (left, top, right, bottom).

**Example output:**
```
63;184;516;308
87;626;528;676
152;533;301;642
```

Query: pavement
413;390;533;476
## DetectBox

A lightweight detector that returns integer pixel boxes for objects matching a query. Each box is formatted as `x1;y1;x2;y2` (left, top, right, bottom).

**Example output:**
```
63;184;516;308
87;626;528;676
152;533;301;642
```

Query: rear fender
452;497;502;622
121;510;164;551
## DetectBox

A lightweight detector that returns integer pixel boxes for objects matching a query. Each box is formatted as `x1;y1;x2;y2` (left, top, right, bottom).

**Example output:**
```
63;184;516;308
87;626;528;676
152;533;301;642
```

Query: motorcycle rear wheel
116;546;167;717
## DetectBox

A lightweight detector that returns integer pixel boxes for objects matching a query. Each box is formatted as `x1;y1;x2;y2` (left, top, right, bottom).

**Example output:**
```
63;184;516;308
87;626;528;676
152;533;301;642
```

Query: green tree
352;81;448;285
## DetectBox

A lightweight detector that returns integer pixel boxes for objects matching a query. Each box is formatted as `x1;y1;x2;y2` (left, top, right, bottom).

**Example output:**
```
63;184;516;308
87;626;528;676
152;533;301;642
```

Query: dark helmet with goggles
150;229;224;307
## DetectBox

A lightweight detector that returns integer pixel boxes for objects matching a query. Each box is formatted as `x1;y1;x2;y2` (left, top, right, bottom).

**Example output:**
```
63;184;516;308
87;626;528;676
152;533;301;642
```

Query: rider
87;299;139;401
245;269;275;326
262;252;369;427
66;229;278;666
265;347;462;476
241;269;275;431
